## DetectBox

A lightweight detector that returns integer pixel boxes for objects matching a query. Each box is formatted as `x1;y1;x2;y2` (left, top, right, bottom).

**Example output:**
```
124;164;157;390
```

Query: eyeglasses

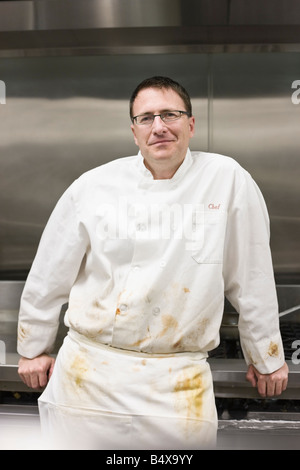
132;110;190;126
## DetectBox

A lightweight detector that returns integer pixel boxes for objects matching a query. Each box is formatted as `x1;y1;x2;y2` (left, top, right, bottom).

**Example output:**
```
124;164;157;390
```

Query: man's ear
131;124;139;146
189;116;195;137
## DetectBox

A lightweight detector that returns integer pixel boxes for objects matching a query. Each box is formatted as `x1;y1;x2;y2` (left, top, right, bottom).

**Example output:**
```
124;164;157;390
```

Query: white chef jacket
18;149;285;375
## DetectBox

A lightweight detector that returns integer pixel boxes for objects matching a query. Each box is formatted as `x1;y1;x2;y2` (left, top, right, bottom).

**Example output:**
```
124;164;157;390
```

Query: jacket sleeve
17;182;88;359
223;171;285;374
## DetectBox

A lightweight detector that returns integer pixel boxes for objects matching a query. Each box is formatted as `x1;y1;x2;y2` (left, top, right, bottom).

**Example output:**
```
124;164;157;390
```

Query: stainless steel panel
211;53;300;274
1;0;300;32
37;0;181;29
0;0;181;32
210;359;300;399
1;0;300;58
229;0;300;25
0;2;34;32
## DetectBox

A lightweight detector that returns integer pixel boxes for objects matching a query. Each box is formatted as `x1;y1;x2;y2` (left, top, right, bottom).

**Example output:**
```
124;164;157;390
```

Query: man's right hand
18;354;55;389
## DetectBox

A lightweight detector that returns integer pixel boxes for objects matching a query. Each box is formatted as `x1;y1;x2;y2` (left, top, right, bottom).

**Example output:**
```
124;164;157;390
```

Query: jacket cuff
17;321;58;359
240;332;285;374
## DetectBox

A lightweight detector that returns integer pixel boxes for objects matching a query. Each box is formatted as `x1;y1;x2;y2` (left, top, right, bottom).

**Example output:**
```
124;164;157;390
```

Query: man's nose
151;115;167;132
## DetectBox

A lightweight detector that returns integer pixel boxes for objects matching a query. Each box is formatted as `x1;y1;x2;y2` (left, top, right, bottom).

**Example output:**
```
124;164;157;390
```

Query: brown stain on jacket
18;324;29;343
268;341;279;357
159;315;178;338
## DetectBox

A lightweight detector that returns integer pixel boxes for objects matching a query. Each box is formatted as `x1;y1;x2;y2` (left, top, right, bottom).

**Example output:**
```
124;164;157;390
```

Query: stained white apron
38;330;218;450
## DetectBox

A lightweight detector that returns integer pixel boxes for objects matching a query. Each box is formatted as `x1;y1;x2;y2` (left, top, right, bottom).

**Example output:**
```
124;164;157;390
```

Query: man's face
131;87;195;172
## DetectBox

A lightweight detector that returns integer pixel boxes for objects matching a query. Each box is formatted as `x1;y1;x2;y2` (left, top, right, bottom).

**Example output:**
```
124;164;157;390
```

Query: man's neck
143;157;184;180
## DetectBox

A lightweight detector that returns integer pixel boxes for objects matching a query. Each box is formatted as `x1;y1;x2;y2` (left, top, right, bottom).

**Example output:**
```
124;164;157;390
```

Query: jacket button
152;307;160;316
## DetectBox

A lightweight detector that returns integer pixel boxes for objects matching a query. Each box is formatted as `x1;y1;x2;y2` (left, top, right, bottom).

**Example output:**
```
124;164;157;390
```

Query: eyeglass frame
131;110;191;125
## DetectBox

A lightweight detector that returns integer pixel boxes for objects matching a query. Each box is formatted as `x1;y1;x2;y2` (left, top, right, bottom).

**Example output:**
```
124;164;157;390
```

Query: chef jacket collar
137;148;193;190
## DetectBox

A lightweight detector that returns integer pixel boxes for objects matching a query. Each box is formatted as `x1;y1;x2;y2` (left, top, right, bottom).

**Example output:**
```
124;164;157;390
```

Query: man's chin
148;151;174;161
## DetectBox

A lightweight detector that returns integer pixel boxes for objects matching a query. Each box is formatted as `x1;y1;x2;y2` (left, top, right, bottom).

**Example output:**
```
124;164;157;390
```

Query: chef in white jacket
18;76;288;449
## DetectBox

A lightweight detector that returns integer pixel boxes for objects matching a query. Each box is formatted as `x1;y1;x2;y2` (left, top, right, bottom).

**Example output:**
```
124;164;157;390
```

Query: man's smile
149;139;175;146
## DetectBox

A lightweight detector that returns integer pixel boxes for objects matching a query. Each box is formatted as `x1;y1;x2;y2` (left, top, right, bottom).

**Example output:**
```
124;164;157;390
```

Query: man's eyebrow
138;108;178;115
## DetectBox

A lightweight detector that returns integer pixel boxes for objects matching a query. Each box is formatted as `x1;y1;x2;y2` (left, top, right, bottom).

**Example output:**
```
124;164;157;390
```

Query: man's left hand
246;362;289;397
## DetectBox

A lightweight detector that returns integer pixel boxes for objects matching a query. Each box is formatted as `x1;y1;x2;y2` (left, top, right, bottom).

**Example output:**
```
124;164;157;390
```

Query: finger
275;382;283;396
29;373;41;390
282;377;288;391
246;366;257;387
38;370;50;388
257;378;268;397
268;382;276;397
19;371;33;389
274;378;288;396
18;372;28;387
48;360;55;381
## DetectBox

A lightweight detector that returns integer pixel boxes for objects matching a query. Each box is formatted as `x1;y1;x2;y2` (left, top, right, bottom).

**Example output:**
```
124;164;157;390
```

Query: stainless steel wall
211;53;300;277
0;52;299;277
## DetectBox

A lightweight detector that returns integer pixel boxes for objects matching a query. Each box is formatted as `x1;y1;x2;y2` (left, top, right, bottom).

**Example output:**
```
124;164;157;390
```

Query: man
18;76;288;449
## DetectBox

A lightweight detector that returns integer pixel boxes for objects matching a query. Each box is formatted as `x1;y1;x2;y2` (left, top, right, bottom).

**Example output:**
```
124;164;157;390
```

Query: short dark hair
130;76;192;120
